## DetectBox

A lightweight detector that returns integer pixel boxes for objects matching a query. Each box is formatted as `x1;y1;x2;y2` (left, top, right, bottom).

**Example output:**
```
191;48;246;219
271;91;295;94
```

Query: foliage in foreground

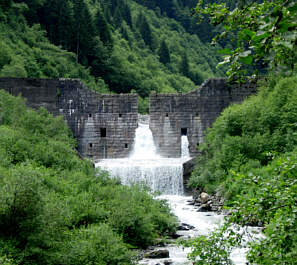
190;75;297;196
187;75;297;264
185;149;297;264
195;0;297;81
0;90;177;265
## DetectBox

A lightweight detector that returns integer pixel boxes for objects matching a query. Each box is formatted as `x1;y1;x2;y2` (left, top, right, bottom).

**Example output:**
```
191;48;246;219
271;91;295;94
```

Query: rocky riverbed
138;195;261;265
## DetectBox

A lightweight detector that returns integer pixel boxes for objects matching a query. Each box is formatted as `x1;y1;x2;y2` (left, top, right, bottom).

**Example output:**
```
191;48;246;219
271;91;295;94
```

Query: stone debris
144;249;170;259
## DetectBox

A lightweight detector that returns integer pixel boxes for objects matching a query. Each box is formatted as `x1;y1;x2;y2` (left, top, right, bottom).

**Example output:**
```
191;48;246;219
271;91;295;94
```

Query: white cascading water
96;122;190;195
95;117;257;265
181;135;190;158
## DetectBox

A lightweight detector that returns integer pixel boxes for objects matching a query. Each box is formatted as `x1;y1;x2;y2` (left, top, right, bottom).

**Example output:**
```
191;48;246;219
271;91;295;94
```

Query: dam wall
0;78;138;159
149;78;257;157
0;77;256;159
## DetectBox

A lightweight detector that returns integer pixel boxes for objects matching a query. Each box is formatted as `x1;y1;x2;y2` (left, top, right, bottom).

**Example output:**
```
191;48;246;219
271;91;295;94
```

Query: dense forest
0;0;226;112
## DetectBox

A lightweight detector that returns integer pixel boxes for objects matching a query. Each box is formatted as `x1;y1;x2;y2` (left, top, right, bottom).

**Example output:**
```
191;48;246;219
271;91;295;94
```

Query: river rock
194;202;201;207
144;249;169;259
197;203;211;212
178;223;195;231
187;200;195;205
200;192;210;204
170;232;183;239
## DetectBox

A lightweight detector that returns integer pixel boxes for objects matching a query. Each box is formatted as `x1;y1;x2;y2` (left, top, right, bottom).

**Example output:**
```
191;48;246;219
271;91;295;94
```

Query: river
95;119;253;264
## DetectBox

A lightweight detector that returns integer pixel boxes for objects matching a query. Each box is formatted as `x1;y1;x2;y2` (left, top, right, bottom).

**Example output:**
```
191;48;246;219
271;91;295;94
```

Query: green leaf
239;50;252;57
253;32;270;43
279;41;293;50
217;48;232;55
241;29;256;40
288;3;297;12
240;55;253;65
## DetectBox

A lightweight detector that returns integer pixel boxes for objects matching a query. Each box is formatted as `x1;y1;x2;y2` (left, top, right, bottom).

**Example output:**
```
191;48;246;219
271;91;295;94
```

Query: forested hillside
0;0;225;112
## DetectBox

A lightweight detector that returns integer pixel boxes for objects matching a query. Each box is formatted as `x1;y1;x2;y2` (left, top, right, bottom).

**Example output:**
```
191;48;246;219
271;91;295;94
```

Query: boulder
170;232;183;239
197;203;211;212
144;249;169;259
178;223;195;231
187;200;195;205
200;192;210;204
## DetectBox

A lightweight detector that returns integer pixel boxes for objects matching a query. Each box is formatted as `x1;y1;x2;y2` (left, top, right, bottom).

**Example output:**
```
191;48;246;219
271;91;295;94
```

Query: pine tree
56;0;74;50
0;0;12;15
95;8;113;49
158;40;170;65
73;0;96;64
121;3;132;27
113;6;123;27
180;52;189;77
139;15;153;49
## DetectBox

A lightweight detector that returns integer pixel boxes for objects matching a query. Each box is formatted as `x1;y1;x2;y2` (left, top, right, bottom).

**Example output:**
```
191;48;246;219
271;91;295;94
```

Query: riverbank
138;195;253;265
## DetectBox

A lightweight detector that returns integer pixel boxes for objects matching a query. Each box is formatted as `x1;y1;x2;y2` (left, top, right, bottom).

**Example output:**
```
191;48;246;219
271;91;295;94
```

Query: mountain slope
1;0;225;111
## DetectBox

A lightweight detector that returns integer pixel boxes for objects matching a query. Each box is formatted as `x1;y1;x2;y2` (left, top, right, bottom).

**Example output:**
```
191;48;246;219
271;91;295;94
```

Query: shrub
0;90;177;264
190;76;297;196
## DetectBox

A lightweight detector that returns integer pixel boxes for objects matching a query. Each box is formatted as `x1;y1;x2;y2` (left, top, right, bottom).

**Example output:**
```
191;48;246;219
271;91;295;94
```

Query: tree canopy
195;0;297;81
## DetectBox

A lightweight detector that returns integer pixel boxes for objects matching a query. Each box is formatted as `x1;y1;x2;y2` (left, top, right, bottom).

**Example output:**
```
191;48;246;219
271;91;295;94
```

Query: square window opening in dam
181;128;187;136
100;128;106;137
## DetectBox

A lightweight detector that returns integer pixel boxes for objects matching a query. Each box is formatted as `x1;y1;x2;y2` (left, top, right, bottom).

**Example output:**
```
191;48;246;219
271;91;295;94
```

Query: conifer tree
73;0;96;64
180;52;189;77
122;3;132;27
139;15;153;49
0;0;12;17
95;8;113;50
40;0;74;51
158;40;170;65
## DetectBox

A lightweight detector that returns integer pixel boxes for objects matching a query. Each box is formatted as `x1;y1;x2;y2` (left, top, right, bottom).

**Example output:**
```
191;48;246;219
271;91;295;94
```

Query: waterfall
96;119;253;265
95;122;191;195
181;135;190;158
130;123;159;159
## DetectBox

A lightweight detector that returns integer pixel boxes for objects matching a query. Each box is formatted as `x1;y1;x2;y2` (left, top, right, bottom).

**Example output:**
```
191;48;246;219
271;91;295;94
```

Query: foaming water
130;123;159;159
97;158;185;194
95;119;259;264
139;195;262;265
96;123;190;195
181;135;190;158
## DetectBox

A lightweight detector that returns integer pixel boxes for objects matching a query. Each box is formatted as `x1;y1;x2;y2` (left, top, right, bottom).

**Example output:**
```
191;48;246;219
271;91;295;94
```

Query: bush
58;224;133;265
187;75;297;264
190;76;297;197
0;90;177;264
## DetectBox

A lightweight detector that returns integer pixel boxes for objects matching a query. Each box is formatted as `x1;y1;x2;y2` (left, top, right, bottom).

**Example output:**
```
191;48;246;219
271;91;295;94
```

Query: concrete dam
0;77;257;160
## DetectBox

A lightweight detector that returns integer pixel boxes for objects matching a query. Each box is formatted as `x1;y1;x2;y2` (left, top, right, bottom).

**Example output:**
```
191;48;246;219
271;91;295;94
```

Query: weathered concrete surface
0;78;138;159
0;77;257;160
150;78;257;157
